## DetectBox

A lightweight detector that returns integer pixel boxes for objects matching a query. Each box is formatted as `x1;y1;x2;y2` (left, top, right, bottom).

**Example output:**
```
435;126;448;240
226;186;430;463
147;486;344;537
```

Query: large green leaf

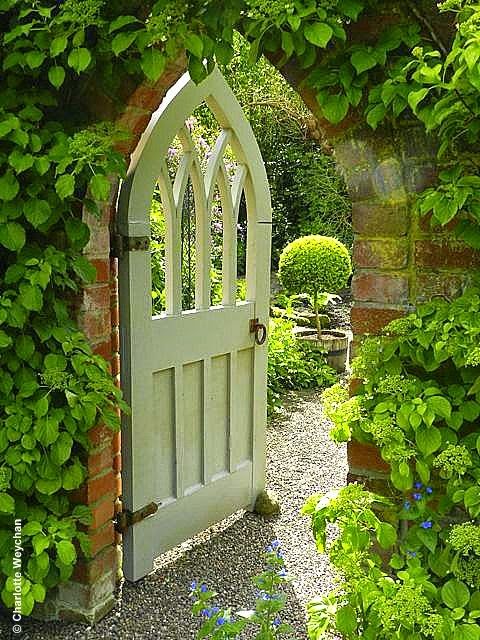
0;171;19;201
416;426;442;456
321;94;349;124
304;22;333;48
56;540;77;565
24;199;52;228
441;579;470;609
67;47;91;73
140;48;166;82
351;50;377;74
0;222;25;251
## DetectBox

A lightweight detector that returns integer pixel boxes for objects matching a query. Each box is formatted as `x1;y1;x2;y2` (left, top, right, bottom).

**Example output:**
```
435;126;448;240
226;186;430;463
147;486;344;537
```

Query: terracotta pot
295;328;350;372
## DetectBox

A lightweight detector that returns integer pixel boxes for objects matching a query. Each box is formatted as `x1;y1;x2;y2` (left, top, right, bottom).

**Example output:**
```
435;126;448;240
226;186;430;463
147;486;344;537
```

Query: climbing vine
0;0;476;617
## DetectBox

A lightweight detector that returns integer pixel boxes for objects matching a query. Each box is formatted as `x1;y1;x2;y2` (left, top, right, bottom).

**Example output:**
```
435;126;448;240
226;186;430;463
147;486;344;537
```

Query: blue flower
272;616;281;627
420;521;432;529
200;584;208;593
277;568;287;577
211;606;220;614
414;482;423;490
403;500;411;510
407;550;417;557
201;608;212;618
190;580;197;590
271;540;280;549
426;486;433;495
412;493;423;501
216;617;226;626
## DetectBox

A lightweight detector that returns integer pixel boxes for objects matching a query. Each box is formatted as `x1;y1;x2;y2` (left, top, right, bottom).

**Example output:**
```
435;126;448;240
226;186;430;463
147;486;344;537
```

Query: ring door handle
249;318;267;346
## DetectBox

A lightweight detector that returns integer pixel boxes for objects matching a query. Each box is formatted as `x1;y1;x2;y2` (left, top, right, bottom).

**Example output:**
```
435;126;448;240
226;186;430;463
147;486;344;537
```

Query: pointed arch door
117;69;272;581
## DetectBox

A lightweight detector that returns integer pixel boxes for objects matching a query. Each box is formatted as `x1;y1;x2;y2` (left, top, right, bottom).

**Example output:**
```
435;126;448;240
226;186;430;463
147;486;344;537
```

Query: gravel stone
0;390;347;639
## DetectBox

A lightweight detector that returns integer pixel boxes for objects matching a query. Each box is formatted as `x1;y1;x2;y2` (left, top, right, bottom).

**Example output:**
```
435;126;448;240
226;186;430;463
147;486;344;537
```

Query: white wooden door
117;69;272;581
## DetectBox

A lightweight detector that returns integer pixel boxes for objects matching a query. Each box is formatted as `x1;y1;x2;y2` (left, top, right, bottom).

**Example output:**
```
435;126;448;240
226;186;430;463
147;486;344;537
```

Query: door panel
118;69;271;582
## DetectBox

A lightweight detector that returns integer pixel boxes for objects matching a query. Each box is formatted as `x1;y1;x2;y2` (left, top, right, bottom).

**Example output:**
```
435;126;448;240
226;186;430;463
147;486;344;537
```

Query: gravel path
1;389;347;640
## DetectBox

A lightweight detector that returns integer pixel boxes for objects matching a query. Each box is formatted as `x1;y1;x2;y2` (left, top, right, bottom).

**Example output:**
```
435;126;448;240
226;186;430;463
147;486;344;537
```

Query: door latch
249;318;267;345
114;501;159;534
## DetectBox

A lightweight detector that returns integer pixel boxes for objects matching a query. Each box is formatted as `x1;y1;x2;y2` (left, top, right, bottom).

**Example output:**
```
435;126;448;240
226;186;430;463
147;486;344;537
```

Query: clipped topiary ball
278;235;351;297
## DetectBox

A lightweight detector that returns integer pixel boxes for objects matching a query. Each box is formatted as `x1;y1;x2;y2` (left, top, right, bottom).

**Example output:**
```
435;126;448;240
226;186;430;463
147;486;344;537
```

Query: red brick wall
61;59;479;621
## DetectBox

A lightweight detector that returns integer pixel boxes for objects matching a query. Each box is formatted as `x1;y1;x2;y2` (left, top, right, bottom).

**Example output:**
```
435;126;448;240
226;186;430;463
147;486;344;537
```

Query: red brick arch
62;51;479;622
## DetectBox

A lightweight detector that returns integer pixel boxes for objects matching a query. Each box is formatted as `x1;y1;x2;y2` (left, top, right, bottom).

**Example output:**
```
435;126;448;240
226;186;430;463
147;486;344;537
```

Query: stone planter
294;327;350;372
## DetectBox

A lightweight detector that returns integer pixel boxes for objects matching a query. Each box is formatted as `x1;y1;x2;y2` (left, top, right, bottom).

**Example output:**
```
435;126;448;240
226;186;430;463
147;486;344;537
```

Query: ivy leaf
18;283;43;311
36;477;61;495
25;50;45;70
50;432;73;466
350;50;377;74
15;335;35;361
31;583;46;603
48;65;66;89
8;149;34;173
89;174;111;201
321;94;349;124
72;256;96;283
0;493;14;513
64;217;90;249
0;222;25;251
50;35;68;57
67;48;91;73
32;533;50;555
185;33;204;59
34;157;50;176
34;396;49;419
0;116;20;138
24;199;52;228
22;522;43;536
140;48;166;82
62;460;84;490
454;625;480;640
112;31;139;56
0;330;12;349
303;22;333;48
55;174;75;199
56;540;77;566
0;171;20;201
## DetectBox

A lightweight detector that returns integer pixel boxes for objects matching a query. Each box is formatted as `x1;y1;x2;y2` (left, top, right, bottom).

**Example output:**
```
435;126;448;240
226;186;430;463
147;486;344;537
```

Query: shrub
303;288;480;639
278;235;351;336
267;318;336;414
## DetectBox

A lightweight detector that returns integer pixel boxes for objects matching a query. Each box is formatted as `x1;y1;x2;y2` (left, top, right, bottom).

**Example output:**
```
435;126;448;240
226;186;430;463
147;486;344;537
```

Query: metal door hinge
110;233;150;258
114;501;159;534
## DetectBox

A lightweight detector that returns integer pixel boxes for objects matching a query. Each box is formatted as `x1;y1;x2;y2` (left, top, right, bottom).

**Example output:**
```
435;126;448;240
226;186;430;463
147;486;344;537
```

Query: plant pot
295;328;350;373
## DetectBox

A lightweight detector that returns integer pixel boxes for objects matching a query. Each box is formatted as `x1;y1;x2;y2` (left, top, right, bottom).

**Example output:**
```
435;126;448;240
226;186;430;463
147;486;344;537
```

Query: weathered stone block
414;273;469;302
351;305;407;335
352;202;409;237
415;239;480;269
354;239;408;269
352;273;409;304
373;158;406;201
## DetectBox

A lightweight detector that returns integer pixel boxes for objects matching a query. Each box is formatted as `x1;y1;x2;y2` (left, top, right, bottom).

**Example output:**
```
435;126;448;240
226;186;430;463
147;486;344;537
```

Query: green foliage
267;318;336;415
279;236;352;298
0;0;476;618
221;35;352;263
304;289;480;638
190;541;294;638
